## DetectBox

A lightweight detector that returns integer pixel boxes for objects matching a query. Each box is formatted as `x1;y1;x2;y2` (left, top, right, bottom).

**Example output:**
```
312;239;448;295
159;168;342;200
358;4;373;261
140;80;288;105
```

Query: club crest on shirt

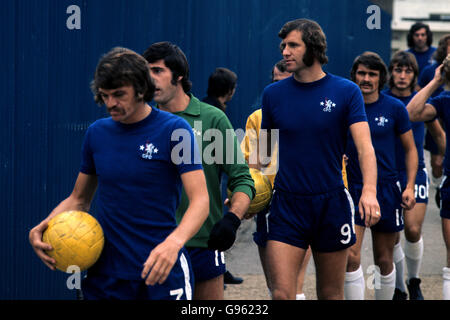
320;98;336;112
140;141;159;159
375;116;389;127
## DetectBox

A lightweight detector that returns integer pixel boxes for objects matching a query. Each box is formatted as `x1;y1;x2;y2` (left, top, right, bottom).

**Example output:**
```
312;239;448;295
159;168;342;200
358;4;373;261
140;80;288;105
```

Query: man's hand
401;188;416;210
207;212;241;251
29;220;56;271
141;236;183;286
358;188;381;227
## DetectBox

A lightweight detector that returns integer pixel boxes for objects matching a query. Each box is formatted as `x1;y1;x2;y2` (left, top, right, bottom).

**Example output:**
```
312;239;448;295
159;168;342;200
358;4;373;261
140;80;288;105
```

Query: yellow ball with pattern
43;210;104;272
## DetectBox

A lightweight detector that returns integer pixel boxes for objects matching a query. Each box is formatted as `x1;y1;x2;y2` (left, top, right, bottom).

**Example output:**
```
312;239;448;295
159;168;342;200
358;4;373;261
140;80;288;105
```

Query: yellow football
42;210;104;272
228;168;273;215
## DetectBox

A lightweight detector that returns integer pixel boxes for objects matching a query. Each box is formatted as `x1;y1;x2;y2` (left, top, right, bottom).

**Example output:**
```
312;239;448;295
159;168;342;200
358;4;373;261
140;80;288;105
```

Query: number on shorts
170;288;184;300
414;184;427;200
340;223;352;244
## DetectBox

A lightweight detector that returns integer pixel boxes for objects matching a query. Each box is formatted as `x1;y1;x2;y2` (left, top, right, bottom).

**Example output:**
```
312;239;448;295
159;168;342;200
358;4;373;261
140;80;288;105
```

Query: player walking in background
385;51;445;300
202;67;237;113
143;42;255;300
261;19;380;300
406;54;450;299
29;47;209;300
406;22;436;80
345;52;418;300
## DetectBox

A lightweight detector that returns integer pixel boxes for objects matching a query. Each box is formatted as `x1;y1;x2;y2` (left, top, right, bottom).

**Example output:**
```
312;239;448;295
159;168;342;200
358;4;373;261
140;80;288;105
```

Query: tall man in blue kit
260;18;380;300
344;52;418;300
385;51;445;300
143;42;255;300
29;48;210;300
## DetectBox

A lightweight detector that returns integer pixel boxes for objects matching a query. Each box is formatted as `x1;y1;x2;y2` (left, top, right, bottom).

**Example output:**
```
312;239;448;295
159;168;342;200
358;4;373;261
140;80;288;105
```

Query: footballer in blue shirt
260;19;380;300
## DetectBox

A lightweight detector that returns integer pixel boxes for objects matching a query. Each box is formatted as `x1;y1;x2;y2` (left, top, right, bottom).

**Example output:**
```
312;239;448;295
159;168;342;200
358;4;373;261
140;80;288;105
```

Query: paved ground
225;151;447;300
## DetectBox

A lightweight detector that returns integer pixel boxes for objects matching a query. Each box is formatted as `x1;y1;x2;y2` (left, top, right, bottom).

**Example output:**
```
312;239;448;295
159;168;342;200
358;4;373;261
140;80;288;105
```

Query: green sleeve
215;114;255;200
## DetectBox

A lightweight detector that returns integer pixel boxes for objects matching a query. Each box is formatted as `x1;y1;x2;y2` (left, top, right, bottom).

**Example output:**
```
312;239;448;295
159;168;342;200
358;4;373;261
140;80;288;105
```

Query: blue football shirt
429;91;450;175
406;47;436;76
261;73;367;194
346;92;412;184
383;89;425;171
80;107;202;279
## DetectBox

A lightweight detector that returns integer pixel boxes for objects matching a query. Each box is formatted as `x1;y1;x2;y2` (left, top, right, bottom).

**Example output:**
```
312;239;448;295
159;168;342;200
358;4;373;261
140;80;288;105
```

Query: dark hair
407;22;433;48
142;41;192;93
278;18;328;66
206;67;237;98
388;51;419;90
434;34;450;64
350;51;388;92
271;59;288;82
91;47;155;104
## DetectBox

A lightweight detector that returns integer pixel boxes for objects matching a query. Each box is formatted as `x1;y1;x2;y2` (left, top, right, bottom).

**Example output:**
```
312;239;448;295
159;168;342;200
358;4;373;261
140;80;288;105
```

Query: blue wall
1;0;391;299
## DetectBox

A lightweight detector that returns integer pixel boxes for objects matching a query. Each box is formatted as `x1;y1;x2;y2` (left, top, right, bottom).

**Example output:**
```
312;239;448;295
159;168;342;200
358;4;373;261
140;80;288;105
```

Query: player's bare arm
142;169;209;285
349;121;381;227
407;64;443;122
399;130;418;210
29;172;98;270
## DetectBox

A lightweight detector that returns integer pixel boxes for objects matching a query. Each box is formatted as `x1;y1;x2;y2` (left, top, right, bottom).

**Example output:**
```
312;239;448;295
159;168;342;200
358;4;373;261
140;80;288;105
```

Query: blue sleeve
395;102;412;135
261;88;273;130
429;95;447;119
170;118;203;175
79;126;96;175
346;83;368;126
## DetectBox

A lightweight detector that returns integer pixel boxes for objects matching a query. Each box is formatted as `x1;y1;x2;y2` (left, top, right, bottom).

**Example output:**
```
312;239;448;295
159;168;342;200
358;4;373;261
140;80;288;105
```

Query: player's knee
404;226;422;242
270;288;292;300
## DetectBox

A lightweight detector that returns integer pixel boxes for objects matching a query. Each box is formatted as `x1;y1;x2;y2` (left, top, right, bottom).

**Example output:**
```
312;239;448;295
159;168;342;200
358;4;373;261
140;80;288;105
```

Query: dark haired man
384;51;445;300
261;19;380;300
29;47;210;300
143;42;255;300
345;52;417;300
202;67;237;113
406;22;436;78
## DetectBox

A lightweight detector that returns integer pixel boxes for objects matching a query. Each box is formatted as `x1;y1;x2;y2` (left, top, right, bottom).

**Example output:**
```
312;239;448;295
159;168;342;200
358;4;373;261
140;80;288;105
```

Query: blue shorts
398;167;429;204
349;181;404;233
253;207;270;248
81;251;193;300
267;187;356;252
186;247;226;282
439;175;450;219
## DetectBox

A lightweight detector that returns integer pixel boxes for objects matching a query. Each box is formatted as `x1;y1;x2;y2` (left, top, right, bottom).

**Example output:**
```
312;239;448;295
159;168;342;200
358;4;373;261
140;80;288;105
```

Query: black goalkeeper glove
207;212;241;251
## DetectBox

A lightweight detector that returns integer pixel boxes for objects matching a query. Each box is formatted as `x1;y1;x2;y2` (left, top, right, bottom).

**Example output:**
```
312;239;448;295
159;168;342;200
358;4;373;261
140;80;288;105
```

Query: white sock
393;242;407;293
443;267;450;300
404;237;424;281
296;293;306;300
375;264;396;300
344;265;365;300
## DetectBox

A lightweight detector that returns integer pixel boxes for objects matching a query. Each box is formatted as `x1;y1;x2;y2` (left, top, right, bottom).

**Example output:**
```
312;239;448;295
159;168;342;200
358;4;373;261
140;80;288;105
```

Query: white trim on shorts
180;253;192;300
344;188;355;234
